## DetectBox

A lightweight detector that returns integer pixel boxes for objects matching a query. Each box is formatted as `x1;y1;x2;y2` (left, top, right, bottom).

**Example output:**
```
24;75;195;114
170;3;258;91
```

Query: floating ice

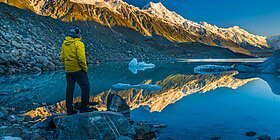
194;65;234;74
128;58;155;74
112;83;161;91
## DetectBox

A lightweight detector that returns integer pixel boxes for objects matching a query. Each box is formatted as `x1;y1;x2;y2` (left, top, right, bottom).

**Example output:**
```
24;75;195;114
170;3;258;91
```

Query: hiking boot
79;107;98;113
67;110;78;115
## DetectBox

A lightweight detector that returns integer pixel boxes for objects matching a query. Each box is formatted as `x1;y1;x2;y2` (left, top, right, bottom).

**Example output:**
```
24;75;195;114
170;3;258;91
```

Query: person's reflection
234;73;280;95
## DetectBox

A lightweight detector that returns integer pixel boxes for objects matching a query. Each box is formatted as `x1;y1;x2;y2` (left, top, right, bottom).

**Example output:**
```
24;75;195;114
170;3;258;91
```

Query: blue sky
123;0;280;37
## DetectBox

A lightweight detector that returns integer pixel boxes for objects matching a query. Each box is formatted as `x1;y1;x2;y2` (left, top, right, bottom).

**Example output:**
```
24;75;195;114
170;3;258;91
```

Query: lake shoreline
0;56;265;76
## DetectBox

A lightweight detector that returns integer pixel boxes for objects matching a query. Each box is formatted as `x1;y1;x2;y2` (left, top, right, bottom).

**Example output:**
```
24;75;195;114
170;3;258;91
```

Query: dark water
1;61;280;139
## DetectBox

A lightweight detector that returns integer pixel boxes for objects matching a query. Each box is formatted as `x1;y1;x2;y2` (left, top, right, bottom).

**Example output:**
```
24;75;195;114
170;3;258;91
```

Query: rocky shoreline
0;94;167;140
1;93;279;140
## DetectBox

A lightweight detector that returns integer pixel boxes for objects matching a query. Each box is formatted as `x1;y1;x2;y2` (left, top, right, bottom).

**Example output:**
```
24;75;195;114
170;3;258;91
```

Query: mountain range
1;0;277;56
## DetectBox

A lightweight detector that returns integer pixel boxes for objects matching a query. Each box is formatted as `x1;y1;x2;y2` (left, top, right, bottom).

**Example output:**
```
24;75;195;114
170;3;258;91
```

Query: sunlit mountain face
0;0;274;56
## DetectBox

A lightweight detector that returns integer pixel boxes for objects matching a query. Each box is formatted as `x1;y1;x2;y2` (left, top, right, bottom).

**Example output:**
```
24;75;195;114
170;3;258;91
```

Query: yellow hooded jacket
60;36;88;72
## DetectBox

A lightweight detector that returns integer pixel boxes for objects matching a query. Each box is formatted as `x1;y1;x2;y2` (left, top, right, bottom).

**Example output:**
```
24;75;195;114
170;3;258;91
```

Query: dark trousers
66;70;90;113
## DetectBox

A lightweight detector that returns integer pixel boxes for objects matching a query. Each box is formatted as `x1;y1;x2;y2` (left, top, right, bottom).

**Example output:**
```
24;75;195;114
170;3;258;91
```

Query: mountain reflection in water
1;61;280;139
1;61;279;113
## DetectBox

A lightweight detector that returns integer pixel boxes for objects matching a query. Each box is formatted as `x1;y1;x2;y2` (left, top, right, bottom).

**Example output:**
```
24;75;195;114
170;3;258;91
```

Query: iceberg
128;58;155;74
112;83;161;91
194;65;234;74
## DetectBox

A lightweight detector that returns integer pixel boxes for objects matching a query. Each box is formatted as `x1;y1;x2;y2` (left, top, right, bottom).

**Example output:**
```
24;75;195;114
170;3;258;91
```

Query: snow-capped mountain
142;2;185;25
0;0;273;56
142;2;269;49
267;35;280;50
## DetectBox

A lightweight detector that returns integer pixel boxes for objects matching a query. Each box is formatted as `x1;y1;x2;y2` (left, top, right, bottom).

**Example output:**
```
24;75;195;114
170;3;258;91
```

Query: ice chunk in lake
112;83;161;91
194;65;234;74
128;58;155;74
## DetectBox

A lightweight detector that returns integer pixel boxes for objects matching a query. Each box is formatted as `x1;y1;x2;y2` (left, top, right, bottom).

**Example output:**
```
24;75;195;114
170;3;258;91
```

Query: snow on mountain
70;0;123;12
141;2;268;49
1;0;272;56
200;23;269;49
142;2;185;25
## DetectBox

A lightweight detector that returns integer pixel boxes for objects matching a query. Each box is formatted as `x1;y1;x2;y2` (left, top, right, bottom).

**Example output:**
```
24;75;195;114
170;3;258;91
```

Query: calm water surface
0;60;279;139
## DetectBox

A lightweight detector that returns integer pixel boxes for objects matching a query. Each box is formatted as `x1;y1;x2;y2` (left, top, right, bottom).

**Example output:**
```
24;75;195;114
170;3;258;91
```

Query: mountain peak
143;2;164;10
142;1;185;25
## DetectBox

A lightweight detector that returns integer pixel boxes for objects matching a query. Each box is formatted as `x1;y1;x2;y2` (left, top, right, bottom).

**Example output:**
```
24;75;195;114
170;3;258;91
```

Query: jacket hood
63;36;82;46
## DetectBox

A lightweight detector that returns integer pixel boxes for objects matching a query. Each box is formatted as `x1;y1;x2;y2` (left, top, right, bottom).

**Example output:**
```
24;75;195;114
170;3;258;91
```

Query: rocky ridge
0;2;252;75
1;0;274;56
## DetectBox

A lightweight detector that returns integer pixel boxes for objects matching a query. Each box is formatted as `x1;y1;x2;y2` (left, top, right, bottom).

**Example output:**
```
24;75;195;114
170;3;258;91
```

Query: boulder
211;136;222;140
245;131;256;137
0;67;4;74
135;123;156;140
257;135;271;140
0;53;14;64
0;126;24;138
6;115;17;123
107;94;130;118
53;111;135;140
0;108;9;119
36;117;56;129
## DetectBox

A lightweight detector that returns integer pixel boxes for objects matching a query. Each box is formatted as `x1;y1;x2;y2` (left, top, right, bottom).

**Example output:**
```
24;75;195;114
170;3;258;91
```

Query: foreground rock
53;111;135;140
245;131;257;137
135;122;156;140
257;134;271;140
235;50;280;73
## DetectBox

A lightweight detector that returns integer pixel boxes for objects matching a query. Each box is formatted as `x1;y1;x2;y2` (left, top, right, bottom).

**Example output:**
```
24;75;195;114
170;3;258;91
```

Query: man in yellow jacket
60;27;92;115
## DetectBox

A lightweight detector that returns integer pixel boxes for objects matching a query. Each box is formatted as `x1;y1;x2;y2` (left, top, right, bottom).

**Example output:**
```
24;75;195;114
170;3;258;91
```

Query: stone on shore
53;111;135;140
245;131;257;137
0;126;24;138
135;123;156;140
257;134;271;140
0;108;9;119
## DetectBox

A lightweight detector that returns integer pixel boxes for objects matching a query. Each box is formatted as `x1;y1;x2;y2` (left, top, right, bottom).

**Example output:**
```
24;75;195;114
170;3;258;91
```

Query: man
60;27;93;115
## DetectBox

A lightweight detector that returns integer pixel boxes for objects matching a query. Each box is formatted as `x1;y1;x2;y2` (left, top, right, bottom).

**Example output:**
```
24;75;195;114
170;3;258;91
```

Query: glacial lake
0;60;280;139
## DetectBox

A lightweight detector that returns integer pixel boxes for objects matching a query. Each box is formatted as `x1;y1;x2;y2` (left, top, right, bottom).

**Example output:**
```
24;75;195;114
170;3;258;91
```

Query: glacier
128;58;155;74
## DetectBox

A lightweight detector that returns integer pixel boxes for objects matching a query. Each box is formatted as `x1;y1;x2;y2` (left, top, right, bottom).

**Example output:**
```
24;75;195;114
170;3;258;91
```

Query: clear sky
123;0;280;37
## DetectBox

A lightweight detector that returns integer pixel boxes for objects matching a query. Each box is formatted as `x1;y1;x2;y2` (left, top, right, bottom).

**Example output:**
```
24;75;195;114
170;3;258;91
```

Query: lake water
0;60;280;139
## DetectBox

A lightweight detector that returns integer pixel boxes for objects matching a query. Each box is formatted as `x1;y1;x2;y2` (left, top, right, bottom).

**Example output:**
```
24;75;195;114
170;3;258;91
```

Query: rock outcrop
53;111;136;140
